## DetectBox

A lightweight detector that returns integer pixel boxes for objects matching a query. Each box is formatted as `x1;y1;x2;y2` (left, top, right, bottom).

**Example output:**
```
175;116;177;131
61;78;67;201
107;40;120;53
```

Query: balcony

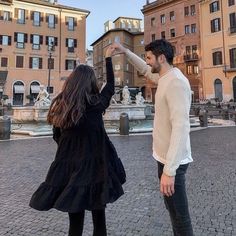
183;53;199;62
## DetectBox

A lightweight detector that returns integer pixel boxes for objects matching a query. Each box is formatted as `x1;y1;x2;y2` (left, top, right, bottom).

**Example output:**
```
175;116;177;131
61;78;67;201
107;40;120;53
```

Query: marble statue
34;85;51;107
122;85;131;105
135;92;145;105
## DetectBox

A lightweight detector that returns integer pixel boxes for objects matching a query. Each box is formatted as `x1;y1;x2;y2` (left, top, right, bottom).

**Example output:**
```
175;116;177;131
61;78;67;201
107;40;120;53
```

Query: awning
0;71;8;86
14;85;25;94
31;85;40;94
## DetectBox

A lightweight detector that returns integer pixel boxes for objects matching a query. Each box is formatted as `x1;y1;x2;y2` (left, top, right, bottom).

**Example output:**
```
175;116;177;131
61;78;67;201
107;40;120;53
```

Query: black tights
68;209;107;236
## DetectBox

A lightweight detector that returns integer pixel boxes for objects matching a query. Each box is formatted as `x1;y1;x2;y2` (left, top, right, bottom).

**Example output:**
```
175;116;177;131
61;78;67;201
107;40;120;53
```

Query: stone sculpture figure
122;85;131;105
135;92;145;105
34;85;51;107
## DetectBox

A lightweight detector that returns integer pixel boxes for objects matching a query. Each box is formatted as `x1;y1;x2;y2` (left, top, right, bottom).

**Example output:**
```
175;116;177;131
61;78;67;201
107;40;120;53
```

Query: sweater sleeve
99;57;115;110
126;49;159;84
163;79;191;176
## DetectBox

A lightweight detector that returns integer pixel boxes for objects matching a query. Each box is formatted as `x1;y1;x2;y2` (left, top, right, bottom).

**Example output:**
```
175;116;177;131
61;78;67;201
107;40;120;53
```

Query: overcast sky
59;0;146;49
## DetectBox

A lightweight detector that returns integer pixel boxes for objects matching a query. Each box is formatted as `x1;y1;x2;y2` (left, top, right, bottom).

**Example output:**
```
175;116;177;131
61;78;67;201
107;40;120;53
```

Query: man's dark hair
145;39;174;65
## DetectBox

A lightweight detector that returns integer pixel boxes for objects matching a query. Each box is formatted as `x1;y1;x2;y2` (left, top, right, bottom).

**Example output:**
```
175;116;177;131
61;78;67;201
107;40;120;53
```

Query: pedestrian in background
29;45;126;236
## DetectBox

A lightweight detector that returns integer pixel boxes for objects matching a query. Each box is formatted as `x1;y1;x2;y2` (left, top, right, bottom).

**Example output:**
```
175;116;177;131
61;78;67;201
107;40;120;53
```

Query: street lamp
47;41;54;94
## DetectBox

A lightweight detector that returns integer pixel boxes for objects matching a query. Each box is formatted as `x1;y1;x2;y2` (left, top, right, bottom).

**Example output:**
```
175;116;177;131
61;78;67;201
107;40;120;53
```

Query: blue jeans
158;162;193;236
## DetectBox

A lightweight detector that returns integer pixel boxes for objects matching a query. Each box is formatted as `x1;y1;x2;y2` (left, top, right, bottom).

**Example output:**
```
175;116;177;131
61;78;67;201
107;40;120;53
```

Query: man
113;39;193;236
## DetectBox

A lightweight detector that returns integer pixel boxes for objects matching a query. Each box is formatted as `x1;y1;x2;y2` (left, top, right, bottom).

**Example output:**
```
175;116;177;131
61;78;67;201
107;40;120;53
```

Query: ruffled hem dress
29;58;126;213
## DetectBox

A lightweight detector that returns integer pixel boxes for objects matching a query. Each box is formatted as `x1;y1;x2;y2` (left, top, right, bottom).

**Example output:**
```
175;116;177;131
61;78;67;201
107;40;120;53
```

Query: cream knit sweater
126;50;193;176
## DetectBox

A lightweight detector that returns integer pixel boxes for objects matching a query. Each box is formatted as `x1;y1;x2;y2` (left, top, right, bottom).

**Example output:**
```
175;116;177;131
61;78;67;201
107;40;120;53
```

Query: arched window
29;81;40;103
214;79;223;101
13;81;24;106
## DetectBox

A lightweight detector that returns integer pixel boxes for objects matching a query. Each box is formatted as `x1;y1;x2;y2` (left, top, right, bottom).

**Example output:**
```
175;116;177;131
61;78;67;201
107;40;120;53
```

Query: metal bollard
0;116;11;140
119;113;129;135
199;109;208;127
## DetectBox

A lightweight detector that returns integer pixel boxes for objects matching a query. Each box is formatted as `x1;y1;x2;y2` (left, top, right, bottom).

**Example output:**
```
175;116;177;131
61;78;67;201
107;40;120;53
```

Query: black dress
29;58;126;213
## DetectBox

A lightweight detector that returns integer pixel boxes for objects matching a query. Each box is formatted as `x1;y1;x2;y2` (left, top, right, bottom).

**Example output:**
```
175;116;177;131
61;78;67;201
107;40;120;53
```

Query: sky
59;0;146;49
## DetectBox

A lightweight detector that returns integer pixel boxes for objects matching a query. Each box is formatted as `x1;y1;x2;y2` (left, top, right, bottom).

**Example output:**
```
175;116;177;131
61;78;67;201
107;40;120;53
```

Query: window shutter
30;34;33;44
55;15;58;24
74;39;77;48
40;12;43;22
46;14;49;22
25;10;29;20
40;35;43;44
9;12;12;21
8;36;12;45
46;36;48;45
74;18;77;27
74;60;76;69
65;17;68;25
31;11;34;20
54;37;58;46
66;38;68;47
211;20;214;32
218;18;221;31
15;8;19;18
0;11;3;20
14;32;17;42
65;60;68;70
24;33;28;43
29;57;32;68
39;58;43;69
213;52;216;65
0;35;2;45
16;56;24;68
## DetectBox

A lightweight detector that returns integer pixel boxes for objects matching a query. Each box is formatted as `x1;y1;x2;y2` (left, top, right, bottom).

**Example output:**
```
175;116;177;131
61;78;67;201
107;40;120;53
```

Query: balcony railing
183;53;199;61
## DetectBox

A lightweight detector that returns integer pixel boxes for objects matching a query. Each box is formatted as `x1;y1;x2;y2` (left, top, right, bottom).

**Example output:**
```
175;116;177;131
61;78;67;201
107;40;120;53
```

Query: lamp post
47;42;54;94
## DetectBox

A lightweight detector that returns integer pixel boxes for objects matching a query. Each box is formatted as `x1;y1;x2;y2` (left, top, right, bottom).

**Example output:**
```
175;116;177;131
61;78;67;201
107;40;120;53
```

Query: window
2;11;11;21
29;57;42;69
17;9;25;24
14;32;27;48
170;11;175;21
66;38;77;53
186;46;191;54
31;34;41;50
161;31;165;39
187;65;192;75
1;57;8;67
151;34;156;41
0;35;11;46
211;18;221;32
229;48;236;68
191;24;196;33
32;11;40;26
229;13;236;33
16;56;24;68
66;17;75;31
212;51;223;65
47;14;55;28
228;0;235;6
190;5;196;15
114;36;120;43
210;1;220;13
151;17;155;27
46;36;57;50
185;25;190;34
184;6;189;16
160;14;165;24
192;45;198;55
140;39;144;45
193;65;199;74
170;28;176;38
65;60;76;70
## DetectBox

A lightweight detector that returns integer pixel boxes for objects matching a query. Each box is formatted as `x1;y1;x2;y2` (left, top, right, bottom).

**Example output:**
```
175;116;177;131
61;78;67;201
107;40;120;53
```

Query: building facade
142;0;202;101
91;17;154;101
0;0;89;105
200;0;236;101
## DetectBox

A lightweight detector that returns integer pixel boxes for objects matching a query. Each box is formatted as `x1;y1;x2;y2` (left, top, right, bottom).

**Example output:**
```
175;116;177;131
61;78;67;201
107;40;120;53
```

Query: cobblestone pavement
0;127;235;236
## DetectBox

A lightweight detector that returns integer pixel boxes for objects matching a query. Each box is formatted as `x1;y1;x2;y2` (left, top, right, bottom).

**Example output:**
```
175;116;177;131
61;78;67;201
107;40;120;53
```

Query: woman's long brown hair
47;64;99;129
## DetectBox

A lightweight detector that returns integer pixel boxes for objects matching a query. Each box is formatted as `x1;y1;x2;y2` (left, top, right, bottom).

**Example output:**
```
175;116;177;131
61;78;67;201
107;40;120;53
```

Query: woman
29;46;126;236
